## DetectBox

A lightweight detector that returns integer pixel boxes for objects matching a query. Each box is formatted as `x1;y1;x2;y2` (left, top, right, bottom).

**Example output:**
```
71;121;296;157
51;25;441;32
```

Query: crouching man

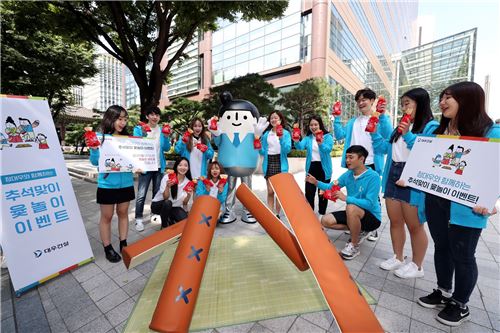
306;145;381;259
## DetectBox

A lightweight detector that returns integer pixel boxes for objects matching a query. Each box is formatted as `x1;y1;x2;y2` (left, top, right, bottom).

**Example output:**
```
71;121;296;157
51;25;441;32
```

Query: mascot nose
235;112;239;121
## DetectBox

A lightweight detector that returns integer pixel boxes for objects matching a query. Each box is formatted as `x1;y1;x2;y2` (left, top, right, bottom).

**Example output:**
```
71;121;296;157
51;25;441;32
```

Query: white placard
0;96;93;295
97;135;158;173
400;135;499;209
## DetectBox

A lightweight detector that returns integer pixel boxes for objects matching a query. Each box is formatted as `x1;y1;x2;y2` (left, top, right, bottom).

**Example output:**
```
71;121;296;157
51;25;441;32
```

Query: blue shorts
384;162;411;204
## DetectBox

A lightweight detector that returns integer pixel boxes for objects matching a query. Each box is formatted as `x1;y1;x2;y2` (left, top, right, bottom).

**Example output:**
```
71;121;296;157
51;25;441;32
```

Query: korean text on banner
0;96;93;295
400;135;499;209
97;135;158;173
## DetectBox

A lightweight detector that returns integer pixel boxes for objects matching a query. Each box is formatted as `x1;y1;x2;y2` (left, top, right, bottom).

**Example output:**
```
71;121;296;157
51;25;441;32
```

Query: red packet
138;121;151;133
376;96;386;113
253;137;262;150
181;128;193;143
219;175;228;187
196;143;208;152
315;130;324;143
201;176;213;187
209;117;218;130
332;101;342;116
167;170;178;185
276;124;283;137
397;113;413;134
184;180;195;192
161;123;172;135
323;190;335;201
292;124;301;141
84;128;100;148
365;116;379;133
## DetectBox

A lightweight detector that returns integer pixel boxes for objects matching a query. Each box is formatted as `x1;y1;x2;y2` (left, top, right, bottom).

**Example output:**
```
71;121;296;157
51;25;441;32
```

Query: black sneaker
104;245;122;263
418;289;450;309
437;301;470;326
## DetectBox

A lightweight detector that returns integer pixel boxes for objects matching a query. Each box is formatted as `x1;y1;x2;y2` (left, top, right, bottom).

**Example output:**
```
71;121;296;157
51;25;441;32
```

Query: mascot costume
209;92;268;223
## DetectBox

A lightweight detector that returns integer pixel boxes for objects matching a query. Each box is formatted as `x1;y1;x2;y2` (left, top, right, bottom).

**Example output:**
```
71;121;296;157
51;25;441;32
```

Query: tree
202;73;279;119
278;78;333;134
164;98;205;137
46;1;288;118
0;1;98;119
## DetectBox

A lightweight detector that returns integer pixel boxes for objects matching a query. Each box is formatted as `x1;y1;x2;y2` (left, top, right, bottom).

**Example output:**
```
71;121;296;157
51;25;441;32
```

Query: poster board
98;135;158;173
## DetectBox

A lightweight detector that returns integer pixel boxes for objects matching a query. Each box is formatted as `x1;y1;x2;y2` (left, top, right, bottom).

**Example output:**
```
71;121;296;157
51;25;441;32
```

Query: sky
417;0;500;120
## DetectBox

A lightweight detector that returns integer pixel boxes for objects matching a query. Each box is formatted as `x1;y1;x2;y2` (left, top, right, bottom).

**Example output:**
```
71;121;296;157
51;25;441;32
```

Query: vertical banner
0;96;94;295
401;135;499;209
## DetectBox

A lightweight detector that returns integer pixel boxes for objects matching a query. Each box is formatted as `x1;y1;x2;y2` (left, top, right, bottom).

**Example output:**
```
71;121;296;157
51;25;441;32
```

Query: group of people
87;81;498;327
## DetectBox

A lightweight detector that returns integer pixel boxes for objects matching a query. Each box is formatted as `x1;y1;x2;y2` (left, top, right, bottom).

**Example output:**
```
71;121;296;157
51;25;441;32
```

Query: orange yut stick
121;220;186;269
269;173;384;333
149;196;221;333
235;183;309;272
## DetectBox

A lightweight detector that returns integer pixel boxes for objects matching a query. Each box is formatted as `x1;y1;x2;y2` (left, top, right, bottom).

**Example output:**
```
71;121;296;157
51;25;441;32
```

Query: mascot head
218;92;259;137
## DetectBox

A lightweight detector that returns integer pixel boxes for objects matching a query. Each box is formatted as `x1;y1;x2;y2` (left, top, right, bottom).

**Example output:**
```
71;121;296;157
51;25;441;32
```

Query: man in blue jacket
306;145;381;260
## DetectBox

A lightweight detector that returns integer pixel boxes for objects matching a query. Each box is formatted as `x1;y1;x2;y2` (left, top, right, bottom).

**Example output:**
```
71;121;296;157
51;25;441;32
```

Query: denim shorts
384;162;411;203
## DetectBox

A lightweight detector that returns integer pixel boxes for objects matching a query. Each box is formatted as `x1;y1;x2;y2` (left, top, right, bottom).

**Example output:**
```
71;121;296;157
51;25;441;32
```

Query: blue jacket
174;136;214;177
295;133;334;180
213;133;258;170
259;129;292;174
424;124;500;229
133;125;171;173
371;120;440;223
333;114;392;175
89;147;134;189
318;168;382;221
195;180;228;206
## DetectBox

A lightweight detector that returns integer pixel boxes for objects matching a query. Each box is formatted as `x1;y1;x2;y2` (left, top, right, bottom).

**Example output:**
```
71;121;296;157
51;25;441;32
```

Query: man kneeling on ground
306;145;382;259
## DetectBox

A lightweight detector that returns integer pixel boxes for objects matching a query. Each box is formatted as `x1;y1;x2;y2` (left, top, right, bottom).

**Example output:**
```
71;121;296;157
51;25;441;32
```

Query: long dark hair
391;88;434;143
100;105;129;144
187;117;210;152
305;115;329;136
265;111;287;132
170;157;192;199
434;81;493;136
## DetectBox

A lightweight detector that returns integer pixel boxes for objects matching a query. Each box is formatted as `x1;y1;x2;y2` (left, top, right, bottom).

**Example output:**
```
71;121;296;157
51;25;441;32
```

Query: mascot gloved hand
253;117;269;138
213;91;261;224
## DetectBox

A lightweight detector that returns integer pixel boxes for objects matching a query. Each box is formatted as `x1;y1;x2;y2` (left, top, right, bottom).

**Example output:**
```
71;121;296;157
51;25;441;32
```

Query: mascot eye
227;115;231;120
243;115;248;120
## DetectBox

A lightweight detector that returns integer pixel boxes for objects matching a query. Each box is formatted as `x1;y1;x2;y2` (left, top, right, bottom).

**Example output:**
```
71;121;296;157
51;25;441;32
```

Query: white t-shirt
392;124;413;162
351;115;374;165
208;179;220;198
267;131;281;155
190;136;203;179
152;175;189;207
147;126;161;168
311;137;321;161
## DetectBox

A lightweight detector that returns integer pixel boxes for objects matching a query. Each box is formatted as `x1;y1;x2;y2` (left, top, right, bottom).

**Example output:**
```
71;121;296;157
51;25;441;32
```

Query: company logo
34;241;70;258
34;250;42;258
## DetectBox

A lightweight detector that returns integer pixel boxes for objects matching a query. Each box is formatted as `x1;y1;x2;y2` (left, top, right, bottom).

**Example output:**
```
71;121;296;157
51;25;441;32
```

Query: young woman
370;88;437;278
417;82;499;326
195;161;229;216
175;118;214;179
151;157;193;228
259;111;291;217
293;115;333;217
88;105;134;263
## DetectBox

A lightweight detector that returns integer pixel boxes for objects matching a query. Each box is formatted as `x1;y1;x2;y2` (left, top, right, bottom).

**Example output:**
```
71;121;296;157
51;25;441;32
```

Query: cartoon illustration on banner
3;115;48;149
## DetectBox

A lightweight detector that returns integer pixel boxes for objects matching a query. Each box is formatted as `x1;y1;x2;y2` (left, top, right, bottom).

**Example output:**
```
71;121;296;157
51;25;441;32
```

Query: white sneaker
0;255;7;269
341;242;360;260
394;261;424;279
150;214;161;225
367;230;379;241
135;218;145;232
380;255;406;271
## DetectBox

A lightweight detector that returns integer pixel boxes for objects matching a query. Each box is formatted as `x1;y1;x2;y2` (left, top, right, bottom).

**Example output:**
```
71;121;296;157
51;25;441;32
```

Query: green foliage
42;1;288;115
164;98;205;137
278;78;333;135
202;73;280;118
0;1;98;119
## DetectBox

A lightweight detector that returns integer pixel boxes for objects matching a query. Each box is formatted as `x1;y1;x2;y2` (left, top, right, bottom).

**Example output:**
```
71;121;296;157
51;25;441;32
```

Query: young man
133;107;171;231
332;88;391;241
306;145;381;259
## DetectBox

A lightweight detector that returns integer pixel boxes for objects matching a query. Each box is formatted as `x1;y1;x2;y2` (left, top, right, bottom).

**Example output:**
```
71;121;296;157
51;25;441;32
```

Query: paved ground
1;157;499;333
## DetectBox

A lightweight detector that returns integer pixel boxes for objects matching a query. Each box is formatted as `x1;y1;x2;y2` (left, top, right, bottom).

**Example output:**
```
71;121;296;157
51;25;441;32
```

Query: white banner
98;135;158;173
401;135;499;209
0;96;93;295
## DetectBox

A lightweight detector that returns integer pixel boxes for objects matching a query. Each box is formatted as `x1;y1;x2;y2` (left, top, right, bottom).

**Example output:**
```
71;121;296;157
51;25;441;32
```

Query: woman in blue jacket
259;111;291;217
175;117;214;179
195;161;229;218
293;115;333;217
88;105;134;263
417;82;499;327
370;88;437;279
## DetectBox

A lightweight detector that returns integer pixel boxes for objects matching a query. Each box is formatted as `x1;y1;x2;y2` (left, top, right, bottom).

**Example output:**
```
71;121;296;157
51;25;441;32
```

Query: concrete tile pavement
1;157;499;333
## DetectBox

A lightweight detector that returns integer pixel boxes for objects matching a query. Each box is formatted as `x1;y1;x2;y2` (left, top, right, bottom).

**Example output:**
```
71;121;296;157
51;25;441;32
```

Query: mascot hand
253;117;269;137
208;127;221;137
